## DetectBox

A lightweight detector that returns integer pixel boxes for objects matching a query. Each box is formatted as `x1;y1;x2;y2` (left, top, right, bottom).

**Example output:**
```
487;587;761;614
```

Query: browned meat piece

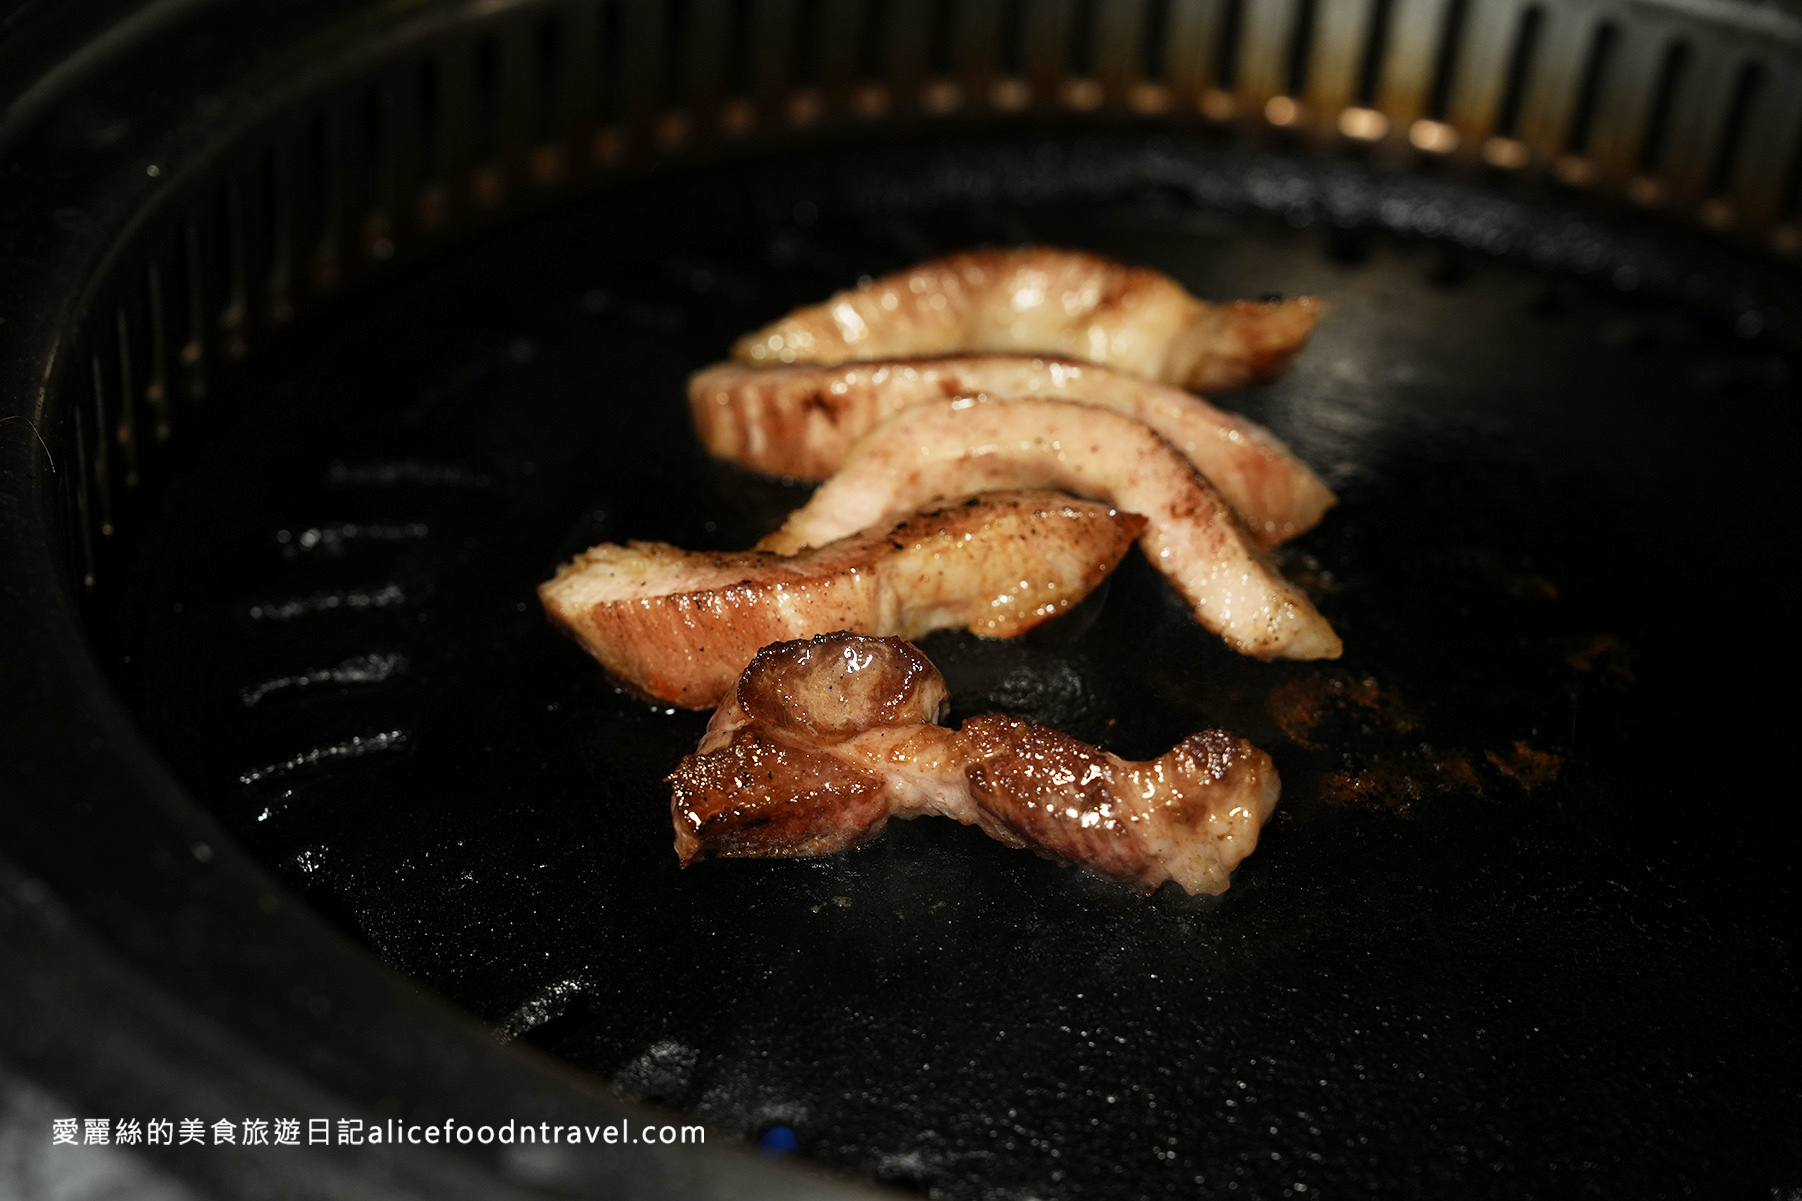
669;633;1281;895
758;396;1342;661
731;246;1321;392
539;492;1145;708
688;355;1336;545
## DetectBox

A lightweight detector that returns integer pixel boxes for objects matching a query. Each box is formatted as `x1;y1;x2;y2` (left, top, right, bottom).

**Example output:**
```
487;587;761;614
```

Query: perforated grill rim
27;0;1802;599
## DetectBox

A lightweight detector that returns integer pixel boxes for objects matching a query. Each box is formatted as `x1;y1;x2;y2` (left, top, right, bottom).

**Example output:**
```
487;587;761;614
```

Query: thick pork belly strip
730;246;1322;392
957;718;1278;896
688;355;1336;544
668;633;1281;895
538;492;1144;708
758;397;1342;661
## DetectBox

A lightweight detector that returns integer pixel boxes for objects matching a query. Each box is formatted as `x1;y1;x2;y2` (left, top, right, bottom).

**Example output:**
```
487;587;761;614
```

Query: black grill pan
110;133;1802;1199
5;0;1802;1196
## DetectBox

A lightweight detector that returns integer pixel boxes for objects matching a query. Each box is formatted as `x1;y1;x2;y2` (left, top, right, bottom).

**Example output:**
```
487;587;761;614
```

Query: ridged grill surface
111;132;1802;1199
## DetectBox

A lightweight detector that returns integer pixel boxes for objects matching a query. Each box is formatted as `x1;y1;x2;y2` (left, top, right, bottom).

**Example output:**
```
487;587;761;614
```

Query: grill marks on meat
757;396;1342;661
538;492;1144;707
731;246;1321;393
689;356;1336;545
669;633;1280;895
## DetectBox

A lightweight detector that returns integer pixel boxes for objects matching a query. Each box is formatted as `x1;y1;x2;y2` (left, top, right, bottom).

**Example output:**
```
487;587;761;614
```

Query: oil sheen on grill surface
117;136;1802;1199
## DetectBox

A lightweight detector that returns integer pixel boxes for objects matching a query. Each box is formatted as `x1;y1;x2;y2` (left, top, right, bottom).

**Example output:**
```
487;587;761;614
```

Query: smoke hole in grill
1491;5;1542;140
1424;0;1470;121
1214;0;1246;90
1354;0;1395;108
1284;0;1318;99
1140;0;1171;83
1708;60;1765;199
1563;20;1617;158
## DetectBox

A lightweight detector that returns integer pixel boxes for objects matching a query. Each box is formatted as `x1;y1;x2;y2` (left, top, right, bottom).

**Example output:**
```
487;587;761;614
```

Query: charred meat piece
688;355;1336;545
539;492;1145;708
669;633;1281;895
731;246;1321;392
758;396;1342;661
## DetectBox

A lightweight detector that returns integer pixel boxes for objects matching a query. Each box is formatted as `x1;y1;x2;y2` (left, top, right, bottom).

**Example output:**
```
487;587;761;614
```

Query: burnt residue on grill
1322;746;1485;813
1485;740;1565;791
1265;668;1418;749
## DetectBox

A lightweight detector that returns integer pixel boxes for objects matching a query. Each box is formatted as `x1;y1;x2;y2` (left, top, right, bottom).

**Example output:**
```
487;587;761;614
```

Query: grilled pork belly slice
758;396;1342;661
669;633;1281;895
730;246;1321;392
688;356;1336;545
539;492;1144;708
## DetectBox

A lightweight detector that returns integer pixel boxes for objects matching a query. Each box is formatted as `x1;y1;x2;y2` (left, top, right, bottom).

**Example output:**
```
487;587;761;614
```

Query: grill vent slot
856;0;888;85
1286;0;1319;99
1356;0;1396;107
925;0;956;80
1781;124;1802;222
1141;0;1171;83
597;1;625;122
534;13;568;141
1563;18;1616;156
1215;0;1246;90
143;260;172;443
1638;39;1688;176
1708;61;1763;198
1491;5;1540;140
792;0;823;88
112;307;138;490
1425;0;1469;121
1069;0;1100;80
